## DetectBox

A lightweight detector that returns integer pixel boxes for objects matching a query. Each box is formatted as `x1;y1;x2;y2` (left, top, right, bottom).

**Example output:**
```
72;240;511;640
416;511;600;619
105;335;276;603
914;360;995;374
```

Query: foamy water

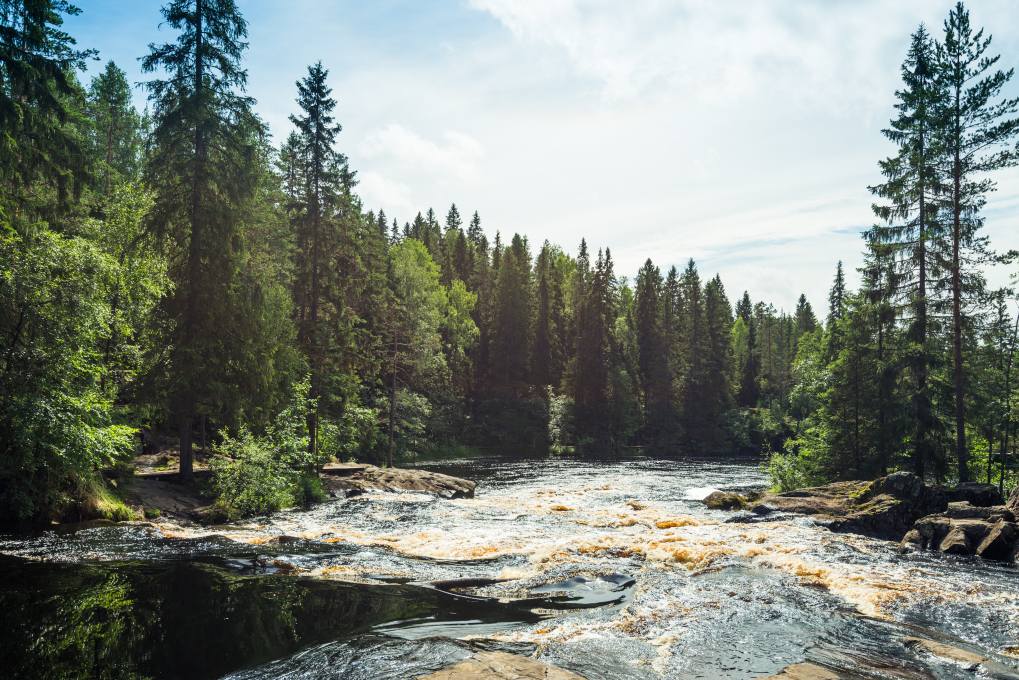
3;455;1018;679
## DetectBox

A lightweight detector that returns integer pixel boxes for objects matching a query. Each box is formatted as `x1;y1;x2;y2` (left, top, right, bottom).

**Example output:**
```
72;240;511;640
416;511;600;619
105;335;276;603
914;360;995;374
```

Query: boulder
898;502;1016;560
1008;484;1019;514
938;525;973;555
946;482;1003;508
415;651;586;679
977;521;1019;560
752;473;1018;552
703;491;748;510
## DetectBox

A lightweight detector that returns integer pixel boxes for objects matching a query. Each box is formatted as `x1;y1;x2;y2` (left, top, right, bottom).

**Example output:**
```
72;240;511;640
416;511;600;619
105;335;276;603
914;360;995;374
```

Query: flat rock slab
321;465;477;499
416;652;586;679
754;663;841;680
128;478;210;515
321;462;370;475
902;637;1019;679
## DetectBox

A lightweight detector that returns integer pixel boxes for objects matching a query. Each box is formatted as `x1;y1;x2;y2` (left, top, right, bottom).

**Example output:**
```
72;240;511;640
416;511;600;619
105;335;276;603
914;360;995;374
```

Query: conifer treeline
1;1;1017;520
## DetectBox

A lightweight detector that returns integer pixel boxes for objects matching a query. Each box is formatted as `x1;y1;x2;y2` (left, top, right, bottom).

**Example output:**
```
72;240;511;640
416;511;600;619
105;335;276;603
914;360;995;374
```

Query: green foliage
0;224;142;520
209;381;319;517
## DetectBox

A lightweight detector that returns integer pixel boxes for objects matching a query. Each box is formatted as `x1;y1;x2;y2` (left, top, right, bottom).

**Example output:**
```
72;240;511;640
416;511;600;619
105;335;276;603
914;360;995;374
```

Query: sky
69;0;1019;314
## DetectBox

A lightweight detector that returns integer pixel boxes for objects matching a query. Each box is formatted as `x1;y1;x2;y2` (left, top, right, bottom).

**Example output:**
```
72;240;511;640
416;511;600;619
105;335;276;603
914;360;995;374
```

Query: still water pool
2;455;1018;679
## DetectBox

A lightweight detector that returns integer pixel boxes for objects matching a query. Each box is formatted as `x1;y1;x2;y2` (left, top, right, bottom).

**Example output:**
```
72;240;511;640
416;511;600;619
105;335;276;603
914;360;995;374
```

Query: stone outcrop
748;471;939;540
735;472;1015;561
321;464;476;499
898;501;1018;561
415;651;586;679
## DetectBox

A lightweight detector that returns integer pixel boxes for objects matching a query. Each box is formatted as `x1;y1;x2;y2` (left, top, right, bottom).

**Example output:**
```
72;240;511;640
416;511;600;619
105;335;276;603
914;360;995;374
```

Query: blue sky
70;1;1019;314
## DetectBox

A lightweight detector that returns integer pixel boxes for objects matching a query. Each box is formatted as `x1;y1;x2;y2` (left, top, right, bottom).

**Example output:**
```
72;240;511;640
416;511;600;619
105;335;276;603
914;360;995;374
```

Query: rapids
2;455;1018;679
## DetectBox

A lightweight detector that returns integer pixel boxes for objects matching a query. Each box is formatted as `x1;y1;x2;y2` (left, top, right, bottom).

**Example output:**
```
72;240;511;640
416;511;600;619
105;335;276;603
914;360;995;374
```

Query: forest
1;0;1017;522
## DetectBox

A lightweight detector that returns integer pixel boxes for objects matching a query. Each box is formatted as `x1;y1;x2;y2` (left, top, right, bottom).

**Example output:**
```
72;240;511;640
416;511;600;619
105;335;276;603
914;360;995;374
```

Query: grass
52;471;137;523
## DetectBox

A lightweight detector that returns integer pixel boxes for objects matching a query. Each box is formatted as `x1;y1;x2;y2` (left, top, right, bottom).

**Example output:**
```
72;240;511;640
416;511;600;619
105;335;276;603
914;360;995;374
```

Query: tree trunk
179;413;194;481
952;138;967;482
179;0;204;483
389;332;396;468
106;115;113;197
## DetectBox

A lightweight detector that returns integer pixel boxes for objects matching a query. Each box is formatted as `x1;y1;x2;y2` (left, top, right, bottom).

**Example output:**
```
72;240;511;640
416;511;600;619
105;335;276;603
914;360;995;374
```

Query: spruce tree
467;210;483;245
828;261;847;325
634;259;662;422
1;0;95;224
867;24;950;479
88;61;144;196
141;0;264;478
937;2;1019;481
288;61;348;457
445;203;462;234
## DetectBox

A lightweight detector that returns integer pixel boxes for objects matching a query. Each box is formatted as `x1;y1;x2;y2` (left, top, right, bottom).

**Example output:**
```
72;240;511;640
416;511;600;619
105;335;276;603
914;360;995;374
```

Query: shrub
209;380;319;518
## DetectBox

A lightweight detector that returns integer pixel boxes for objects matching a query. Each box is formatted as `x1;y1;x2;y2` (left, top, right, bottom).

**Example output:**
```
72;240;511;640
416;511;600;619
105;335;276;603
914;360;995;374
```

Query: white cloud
467;0;1000;113
360;124;483;181
358;171;416;216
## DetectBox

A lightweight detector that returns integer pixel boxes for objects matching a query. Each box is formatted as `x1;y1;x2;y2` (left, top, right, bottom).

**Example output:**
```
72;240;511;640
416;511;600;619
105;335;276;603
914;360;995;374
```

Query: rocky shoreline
115;462;476;525
705;471;1019;563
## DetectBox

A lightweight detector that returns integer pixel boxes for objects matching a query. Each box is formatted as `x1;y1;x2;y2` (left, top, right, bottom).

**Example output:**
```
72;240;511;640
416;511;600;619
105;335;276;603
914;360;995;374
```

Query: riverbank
104;462;477;525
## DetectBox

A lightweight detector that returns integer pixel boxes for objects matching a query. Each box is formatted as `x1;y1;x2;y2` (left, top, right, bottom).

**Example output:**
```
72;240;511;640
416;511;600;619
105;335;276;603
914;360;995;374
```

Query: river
1;455;1017;679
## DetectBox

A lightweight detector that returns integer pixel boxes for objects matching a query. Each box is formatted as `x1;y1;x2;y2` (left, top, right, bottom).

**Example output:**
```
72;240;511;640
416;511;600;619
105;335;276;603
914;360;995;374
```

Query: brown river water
1;455;1018;679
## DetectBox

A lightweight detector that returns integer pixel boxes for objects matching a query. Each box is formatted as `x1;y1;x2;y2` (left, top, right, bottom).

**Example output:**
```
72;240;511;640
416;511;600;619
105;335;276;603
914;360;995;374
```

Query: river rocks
744;472;1014;550
415;651;587;679
901;637;1019;679
899;501;1019;560
321;465;477;499
748;471;927;540
753;663;840;680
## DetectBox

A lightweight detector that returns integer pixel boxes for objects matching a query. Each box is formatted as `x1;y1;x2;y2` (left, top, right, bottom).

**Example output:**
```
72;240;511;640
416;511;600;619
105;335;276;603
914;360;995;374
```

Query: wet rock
753;663;840;680
702;491;748;510
416;651;587;679
901;637;1019;679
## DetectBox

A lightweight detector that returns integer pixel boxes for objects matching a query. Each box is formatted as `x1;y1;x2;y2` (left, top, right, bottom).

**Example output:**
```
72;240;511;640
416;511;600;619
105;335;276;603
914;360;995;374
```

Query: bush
209;380;319;518
763;434;827;492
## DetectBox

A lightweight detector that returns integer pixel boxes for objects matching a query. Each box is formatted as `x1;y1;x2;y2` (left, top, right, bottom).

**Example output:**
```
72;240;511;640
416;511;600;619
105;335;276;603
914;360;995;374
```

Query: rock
946;482;1003;508
977;521;1019;560
703;491;748;510
755;473;1018;551
753;663;841;680
938;526;973;555
901;637;1019;679
1008;485;1019;514
941;501;1014;522
320;466;476;499
415;651;586;679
